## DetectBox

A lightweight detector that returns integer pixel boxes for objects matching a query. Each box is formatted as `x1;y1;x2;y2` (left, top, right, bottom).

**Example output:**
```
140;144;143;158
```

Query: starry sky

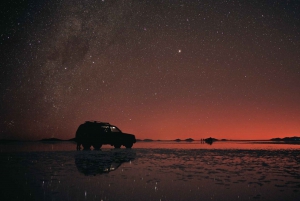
1;0;300;140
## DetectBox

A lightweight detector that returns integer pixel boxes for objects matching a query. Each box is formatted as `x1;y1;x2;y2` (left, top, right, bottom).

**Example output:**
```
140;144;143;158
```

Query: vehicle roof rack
85;121;111;124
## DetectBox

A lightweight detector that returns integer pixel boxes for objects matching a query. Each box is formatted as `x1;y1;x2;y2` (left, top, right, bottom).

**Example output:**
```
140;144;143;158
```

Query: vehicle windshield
110;126;121;132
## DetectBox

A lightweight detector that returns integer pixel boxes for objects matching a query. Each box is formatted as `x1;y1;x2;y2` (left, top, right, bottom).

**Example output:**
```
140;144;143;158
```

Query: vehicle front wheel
82;143;91;150
125;143;133;148
93;143;102;150
114;144;121;148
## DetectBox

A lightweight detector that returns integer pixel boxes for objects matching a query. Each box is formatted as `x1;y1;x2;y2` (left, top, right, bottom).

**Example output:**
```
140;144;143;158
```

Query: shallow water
0;141;299;201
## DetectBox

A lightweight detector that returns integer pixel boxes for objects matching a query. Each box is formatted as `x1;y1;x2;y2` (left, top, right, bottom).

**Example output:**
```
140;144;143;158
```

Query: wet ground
0;141;299;200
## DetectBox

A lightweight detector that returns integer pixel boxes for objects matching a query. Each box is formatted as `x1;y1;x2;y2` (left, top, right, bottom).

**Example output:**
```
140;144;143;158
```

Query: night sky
1;0;299;140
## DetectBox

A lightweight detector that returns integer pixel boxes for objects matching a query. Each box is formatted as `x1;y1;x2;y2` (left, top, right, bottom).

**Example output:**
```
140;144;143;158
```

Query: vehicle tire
114;144;121;148
76;142;81;150
125;143;133;148
93;143;102;150
82;142;91;150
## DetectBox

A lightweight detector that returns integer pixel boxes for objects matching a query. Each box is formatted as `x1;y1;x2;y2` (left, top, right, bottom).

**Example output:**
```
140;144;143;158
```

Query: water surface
0;141;299;200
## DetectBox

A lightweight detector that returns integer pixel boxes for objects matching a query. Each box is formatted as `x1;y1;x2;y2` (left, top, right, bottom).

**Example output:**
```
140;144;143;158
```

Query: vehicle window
101;126;110;132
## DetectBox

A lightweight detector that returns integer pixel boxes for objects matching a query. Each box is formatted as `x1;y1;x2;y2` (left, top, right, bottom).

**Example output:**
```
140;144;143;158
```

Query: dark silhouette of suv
75;121;136;150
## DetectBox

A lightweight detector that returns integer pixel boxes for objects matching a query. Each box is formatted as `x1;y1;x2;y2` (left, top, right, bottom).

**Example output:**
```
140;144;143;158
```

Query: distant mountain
204;137;218;141
135;139;153;142
185;138;194;142
0;139;20;143
271;136;300;141
271;138;281;141
174;139;181;142
40;138;63;141
204;137;218;145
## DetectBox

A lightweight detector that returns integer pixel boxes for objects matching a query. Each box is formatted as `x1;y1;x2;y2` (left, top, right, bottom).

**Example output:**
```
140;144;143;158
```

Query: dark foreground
0;141;299;201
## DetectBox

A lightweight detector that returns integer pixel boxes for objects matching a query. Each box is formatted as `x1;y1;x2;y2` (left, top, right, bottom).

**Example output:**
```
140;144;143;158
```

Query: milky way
1;0;300;140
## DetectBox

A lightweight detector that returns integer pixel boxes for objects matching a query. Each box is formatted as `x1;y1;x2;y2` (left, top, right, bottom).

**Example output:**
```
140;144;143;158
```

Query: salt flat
0;141;299;201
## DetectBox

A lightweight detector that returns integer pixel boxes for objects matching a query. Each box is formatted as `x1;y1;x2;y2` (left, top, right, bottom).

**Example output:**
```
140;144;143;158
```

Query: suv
75;121;136;149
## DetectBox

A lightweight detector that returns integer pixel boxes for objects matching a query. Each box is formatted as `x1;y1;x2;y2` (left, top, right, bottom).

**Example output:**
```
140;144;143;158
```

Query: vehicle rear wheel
125;143;133;148
76;142;81;150
114;144;121;148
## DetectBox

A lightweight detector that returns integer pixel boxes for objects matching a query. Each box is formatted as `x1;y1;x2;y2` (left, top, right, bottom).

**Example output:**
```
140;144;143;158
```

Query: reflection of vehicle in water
75;149;136;175
75;121;136;150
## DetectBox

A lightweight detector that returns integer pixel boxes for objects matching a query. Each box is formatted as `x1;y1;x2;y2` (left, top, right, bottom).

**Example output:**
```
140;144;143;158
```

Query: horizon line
1;136;299;142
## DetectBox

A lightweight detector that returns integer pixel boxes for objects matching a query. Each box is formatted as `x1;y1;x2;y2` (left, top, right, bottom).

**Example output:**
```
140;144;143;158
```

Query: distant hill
271;136;300;141
0;139;20;143
40;138;63;141
136;139;153;142
40;138;77;141
203;137;218;145
204;137;218;141
185;138;194;142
